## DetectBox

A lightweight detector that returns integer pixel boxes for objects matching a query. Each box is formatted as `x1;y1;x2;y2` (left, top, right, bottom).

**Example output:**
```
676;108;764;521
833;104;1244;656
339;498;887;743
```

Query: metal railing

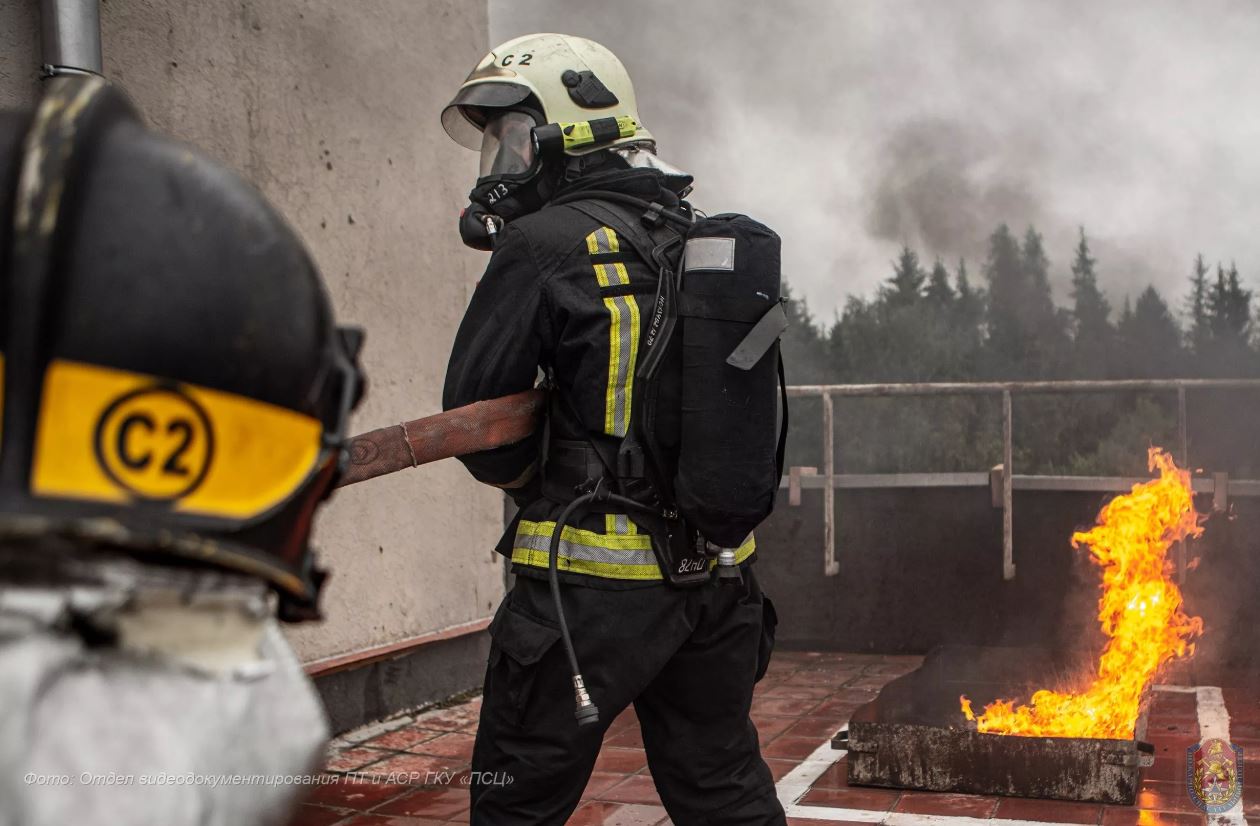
783;378;1260;581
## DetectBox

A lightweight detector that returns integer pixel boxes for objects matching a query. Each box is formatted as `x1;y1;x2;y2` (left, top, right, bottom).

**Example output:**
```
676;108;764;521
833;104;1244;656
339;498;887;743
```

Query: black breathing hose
548;486;660;726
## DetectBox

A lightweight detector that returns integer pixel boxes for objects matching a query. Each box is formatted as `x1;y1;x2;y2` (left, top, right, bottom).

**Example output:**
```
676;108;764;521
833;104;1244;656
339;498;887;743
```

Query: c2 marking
499;52;532;67
93;386;214;500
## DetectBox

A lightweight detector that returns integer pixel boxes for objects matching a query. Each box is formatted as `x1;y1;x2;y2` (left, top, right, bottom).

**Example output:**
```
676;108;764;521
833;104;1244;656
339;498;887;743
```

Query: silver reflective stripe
589;226;639;438
593;226;615;255
683;236;736;272
609;293;635;436
515;528;657;567
612;513;630;535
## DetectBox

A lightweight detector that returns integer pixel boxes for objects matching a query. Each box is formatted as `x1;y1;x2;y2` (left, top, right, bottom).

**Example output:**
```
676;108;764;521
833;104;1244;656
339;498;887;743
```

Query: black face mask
459;172;552;251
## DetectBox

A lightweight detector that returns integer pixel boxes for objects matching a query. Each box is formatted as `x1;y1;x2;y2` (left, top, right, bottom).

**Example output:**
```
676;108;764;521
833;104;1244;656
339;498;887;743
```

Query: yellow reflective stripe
732;534;757;564
605;513;638;535
584;227;640;437
512;519;757;581
31;359;323;521
518;518;653;550
512;546;665;580
603;295;622;433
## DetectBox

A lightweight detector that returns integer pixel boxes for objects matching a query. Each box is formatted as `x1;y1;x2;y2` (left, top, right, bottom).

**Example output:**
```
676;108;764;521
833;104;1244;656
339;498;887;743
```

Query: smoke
491;0;1260;321
865;118;1043;265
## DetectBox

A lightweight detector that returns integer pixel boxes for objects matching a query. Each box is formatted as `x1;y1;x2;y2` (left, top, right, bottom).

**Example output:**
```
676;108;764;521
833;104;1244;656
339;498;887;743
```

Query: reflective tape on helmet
586;227;640;438
511;518;756;580
30;359;324;521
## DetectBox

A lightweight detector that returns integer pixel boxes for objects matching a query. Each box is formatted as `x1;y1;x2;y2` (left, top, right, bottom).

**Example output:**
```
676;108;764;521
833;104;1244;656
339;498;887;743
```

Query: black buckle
640;202;666;228
575;476;612;501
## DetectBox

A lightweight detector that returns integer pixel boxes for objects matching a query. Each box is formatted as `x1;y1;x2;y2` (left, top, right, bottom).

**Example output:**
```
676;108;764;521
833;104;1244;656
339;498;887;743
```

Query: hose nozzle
573;673;600;726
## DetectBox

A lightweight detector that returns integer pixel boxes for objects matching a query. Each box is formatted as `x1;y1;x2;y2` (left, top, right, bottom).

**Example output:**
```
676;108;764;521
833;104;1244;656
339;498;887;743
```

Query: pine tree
885;245;925;308
779;282;830;384
983;224;1027;368
1068;228;1113;377
1206;263;1250;342
1118;286;1183;377
1224;262;1252;340
955;258;983;326
925;258;954;307
1069;228;1111;338
1185;254;1210;354
985;225;1065;375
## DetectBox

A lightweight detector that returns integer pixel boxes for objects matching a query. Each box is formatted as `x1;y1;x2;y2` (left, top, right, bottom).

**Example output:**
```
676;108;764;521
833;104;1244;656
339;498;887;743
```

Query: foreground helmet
442;33;653;248
0;78;365;620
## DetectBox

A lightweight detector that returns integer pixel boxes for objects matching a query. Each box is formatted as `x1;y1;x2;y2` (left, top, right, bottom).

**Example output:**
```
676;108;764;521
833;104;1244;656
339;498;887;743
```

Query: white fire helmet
441;33;654;161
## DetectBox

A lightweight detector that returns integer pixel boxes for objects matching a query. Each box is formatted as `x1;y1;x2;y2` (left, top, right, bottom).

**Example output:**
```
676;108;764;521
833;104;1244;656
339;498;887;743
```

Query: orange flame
960;447;1204;739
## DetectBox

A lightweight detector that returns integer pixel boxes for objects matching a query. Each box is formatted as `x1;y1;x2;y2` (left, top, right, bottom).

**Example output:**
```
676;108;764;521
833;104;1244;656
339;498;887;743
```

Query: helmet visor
479;111;538;178
441;81;533;150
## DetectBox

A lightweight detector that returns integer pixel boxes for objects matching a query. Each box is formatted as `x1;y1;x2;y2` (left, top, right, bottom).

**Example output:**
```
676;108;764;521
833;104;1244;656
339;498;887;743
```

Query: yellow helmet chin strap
533;116;638;156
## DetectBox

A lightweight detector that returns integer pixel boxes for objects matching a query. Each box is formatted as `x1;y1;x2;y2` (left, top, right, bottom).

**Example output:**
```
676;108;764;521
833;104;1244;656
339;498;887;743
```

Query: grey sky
491;0;1260;325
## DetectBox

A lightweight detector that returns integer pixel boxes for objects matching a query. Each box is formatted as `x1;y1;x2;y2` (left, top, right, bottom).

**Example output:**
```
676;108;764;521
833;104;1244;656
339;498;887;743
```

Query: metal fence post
1176;385;1188;584
823;392;839;576
1002;389;1015;581
1177;386;1188;467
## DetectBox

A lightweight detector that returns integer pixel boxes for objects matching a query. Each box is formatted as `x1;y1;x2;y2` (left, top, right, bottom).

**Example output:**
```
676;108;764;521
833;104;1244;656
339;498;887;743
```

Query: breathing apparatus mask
458;109;642;250
459;110;546;250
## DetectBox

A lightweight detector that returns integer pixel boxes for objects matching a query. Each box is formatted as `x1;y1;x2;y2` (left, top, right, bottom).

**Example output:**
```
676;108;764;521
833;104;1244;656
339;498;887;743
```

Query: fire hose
335;389;544;488
336;388;649;726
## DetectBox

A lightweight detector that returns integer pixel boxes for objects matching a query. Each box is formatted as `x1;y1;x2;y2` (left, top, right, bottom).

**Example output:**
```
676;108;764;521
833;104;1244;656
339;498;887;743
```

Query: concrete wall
0;1;504;663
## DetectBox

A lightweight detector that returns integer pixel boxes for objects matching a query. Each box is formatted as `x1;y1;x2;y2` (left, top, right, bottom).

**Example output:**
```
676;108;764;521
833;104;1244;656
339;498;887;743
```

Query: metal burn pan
834;646;1154;805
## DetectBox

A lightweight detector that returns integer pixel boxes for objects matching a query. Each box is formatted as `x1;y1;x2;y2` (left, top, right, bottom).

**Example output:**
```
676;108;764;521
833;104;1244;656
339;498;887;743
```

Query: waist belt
543;438;647;502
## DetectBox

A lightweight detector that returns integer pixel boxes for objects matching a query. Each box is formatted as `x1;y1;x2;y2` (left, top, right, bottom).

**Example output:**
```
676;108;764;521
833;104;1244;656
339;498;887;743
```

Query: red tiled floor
762;735;827;760
895;790;999;818
993;796;1104;823
592;747;649;775
798;785;899;811
764;758;801;781
600;774;662;806
783;715;847;738
361;726;444;752
411;700;483;733
1135;780;1200;814
326;747;397;773
568;801;669;825
752;696;823;717
758;684;835;700
753;715;795;745
602;728;644;749
1099;810;1206;826
338;816;448;825
580;772;629;800
1146;755;1191;782
809;758;849;790
304;777;414;811
287;804;355;826
408;732;476;760
373;786;471;819
365;752;471;781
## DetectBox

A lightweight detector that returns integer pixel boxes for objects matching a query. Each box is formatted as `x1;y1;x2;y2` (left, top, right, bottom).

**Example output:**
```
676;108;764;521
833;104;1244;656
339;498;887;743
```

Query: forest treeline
782;225;1260;476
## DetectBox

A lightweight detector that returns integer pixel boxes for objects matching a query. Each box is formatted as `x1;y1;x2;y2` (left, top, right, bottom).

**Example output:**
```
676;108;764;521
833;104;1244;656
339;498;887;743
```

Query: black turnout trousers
469;567;785;825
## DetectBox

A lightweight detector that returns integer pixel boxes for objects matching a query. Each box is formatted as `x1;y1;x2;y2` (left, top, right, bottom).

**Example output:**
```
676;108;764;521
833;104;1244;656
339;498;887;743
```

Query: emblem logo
1186;737;1244;814
94;386;214;501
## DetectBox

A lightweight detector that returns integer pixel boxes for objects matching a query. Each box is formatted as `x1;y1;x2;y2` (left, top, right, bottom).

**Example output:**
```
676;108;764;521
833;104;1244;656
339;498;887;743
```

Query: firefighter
0;78;364;826
442;34;786;825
